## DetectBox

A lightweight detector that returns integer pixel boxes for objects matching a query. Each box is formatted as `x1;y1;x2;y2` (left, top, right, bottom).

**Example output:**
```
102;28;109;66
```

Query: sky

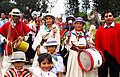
48;0;93;18
48;0;66;18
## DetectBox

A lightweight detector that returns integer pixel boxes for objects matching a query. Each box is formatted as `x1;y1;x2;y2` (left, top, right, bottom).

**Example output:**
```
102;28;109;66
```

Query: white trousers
1;55;11;77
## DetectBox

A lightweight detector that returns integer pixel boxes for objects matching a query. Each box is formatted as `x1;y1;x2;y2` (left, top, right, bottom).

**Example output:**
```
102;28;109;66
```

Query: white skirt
66;49;98;77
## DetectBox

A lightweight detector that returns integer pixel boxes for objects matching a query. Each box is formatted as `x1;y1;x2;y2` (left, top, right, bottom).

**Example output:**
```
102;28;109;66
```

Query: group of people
0;7;120;77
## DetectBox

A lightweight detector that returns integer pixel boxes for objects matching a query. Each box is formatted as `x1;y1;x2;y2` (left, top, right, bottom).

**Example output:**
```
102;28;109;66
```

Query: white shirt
29;66;57;77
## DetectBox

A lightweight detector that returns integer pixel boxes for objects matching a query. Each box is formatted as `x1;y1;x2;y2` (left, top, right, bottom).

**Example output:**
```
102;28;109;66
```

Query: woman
65;17;97;77
32;13;60;67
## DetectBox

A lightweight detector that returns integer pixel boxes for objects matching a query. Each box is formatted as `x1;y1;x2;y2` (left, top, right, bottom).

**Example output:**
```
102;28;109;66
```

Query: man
94;10;120;77
0;8;30;76
0;13;8;54
0;13;8;27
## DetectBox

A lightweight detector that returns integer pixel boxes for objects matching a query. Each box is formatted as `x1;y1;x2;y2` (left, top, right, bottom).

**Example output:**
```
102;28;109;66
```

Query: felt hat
43;38;59;47
66;15;75;22
9;51;26;63
43;13;55;19
74;17;86;25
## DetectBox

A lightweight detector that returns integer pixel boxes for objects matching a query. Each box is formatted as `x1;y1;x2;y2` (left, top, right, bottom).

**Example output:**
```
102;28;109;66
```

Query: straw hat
9;51;26;63
9;8;22;16
43;38;59;47
43;13;55;20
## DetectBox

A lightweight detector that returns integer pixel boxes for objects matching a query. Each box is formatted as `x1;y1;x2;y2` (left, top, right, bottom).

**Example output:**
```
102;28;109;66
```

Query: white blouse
29;66;57;77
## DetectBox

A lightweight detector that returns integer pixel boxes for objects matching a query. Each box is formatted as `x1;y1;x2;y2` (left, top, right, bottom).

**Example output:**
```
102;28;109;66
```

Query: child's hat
43;38;59;47
9;51;26;63
74;17;86;25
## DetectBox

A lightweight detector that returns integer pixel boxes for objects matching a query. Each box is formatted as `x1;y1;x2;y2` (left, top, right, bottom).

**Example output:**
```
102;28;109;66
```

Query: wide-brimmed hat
9;51;26;63
43;38;59;47
9;8;22;16
66;15;75;22
43;13;55;20
74;17;86;25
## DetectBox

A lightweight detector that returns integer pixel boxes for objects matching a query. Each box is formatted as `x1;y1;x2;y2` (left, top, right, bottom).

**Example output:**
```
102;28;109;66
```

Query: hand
68;31;71;37
36;45;40;56
18;36;24;42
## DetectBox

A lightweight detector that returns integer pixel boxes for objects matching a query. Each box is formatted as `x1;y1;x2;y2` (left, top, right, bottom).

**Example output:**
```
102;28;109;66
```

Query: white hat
43;38;59;47
43;13;55;19
9;8;22;16
9;51;26;63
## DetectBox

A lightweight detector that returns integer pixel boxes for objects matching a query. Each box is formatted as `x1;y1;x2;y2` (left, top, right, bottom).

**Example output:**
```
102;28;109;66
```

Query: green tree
0;1;14;15
82;0;90;13
93;0;120;17
65;0;80;16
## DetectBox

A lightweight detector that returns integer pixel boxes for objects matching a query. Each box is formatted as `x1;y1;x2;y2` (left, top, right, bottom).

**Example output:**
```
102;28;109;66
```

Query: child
43;38;64;77
4;51;32;77
29;53;57;77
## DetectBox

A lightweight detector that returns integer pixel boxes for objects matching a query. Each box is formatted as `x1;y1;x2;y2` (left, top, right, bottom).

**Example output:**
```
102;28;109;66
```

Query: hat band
11;58;24;61
46;41;57;44
12;12;21;14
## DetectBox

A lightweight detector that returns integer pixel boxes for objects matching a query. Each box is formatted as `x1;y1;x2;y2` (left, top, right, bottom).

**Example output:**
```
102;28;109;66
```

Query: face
39;59;52;72
45;16;53;25
13;61;25;70
23;18;28;24
1;13;6;19
47;46;57;54
75;21;84;31
12;15;20;23
104;12;114;25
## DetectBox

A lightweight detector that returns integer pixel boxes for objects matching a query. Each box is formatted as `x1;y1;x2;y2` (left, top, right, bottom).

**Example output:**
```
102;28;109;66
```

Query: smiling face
104;12;114;26
12;61;25;70
39;59;52;72
75;21;84;31
45;16;53;26
46;46;57;54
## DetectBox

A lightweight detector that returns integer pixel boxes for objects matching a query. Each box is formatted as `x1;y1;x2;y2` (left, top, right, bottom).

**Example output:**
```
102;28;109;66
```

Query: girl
43;37;64;77
32;13;60;67
29;53;57;77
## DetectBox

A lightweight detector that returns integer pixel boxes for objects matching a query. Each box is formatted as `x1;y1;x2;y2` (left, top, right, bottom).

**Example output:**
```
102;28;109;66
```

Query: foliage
0;0;49;15
82;0;90;13
0;1;14;15
65;0;80;16
75;12;88;21
93;0;120;17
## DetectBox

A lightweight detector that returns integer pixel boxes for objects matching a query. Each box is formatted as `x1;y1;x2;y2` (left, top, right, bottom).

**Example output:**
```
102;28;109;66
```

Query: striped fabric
4;68;32;77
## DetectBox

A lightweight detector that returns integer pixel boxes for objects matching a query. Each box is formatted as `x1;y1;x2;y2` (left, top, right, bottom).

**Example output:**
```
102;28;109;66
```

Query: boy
4;51;32;77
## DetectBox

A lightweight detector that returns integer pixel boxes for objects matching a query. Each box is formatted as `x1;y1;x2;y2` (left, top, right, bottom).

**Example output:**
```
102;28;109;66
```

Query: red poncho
94;23;120;64
0;21;30;55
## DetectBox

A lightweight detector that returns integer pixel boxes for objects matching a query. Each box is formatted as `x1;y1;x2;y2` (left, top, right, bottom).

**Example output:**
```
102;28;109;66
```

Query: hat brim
74;20;86;25
9;58;27;63
44;15;55;19
66;17;75;21
9;12;22;16
44;43;59;47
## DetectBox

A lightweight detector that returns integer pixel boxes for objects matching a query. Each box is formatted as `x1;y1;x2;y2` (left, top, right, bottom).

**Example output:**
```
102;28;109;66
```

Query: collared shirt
104;22;115;28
